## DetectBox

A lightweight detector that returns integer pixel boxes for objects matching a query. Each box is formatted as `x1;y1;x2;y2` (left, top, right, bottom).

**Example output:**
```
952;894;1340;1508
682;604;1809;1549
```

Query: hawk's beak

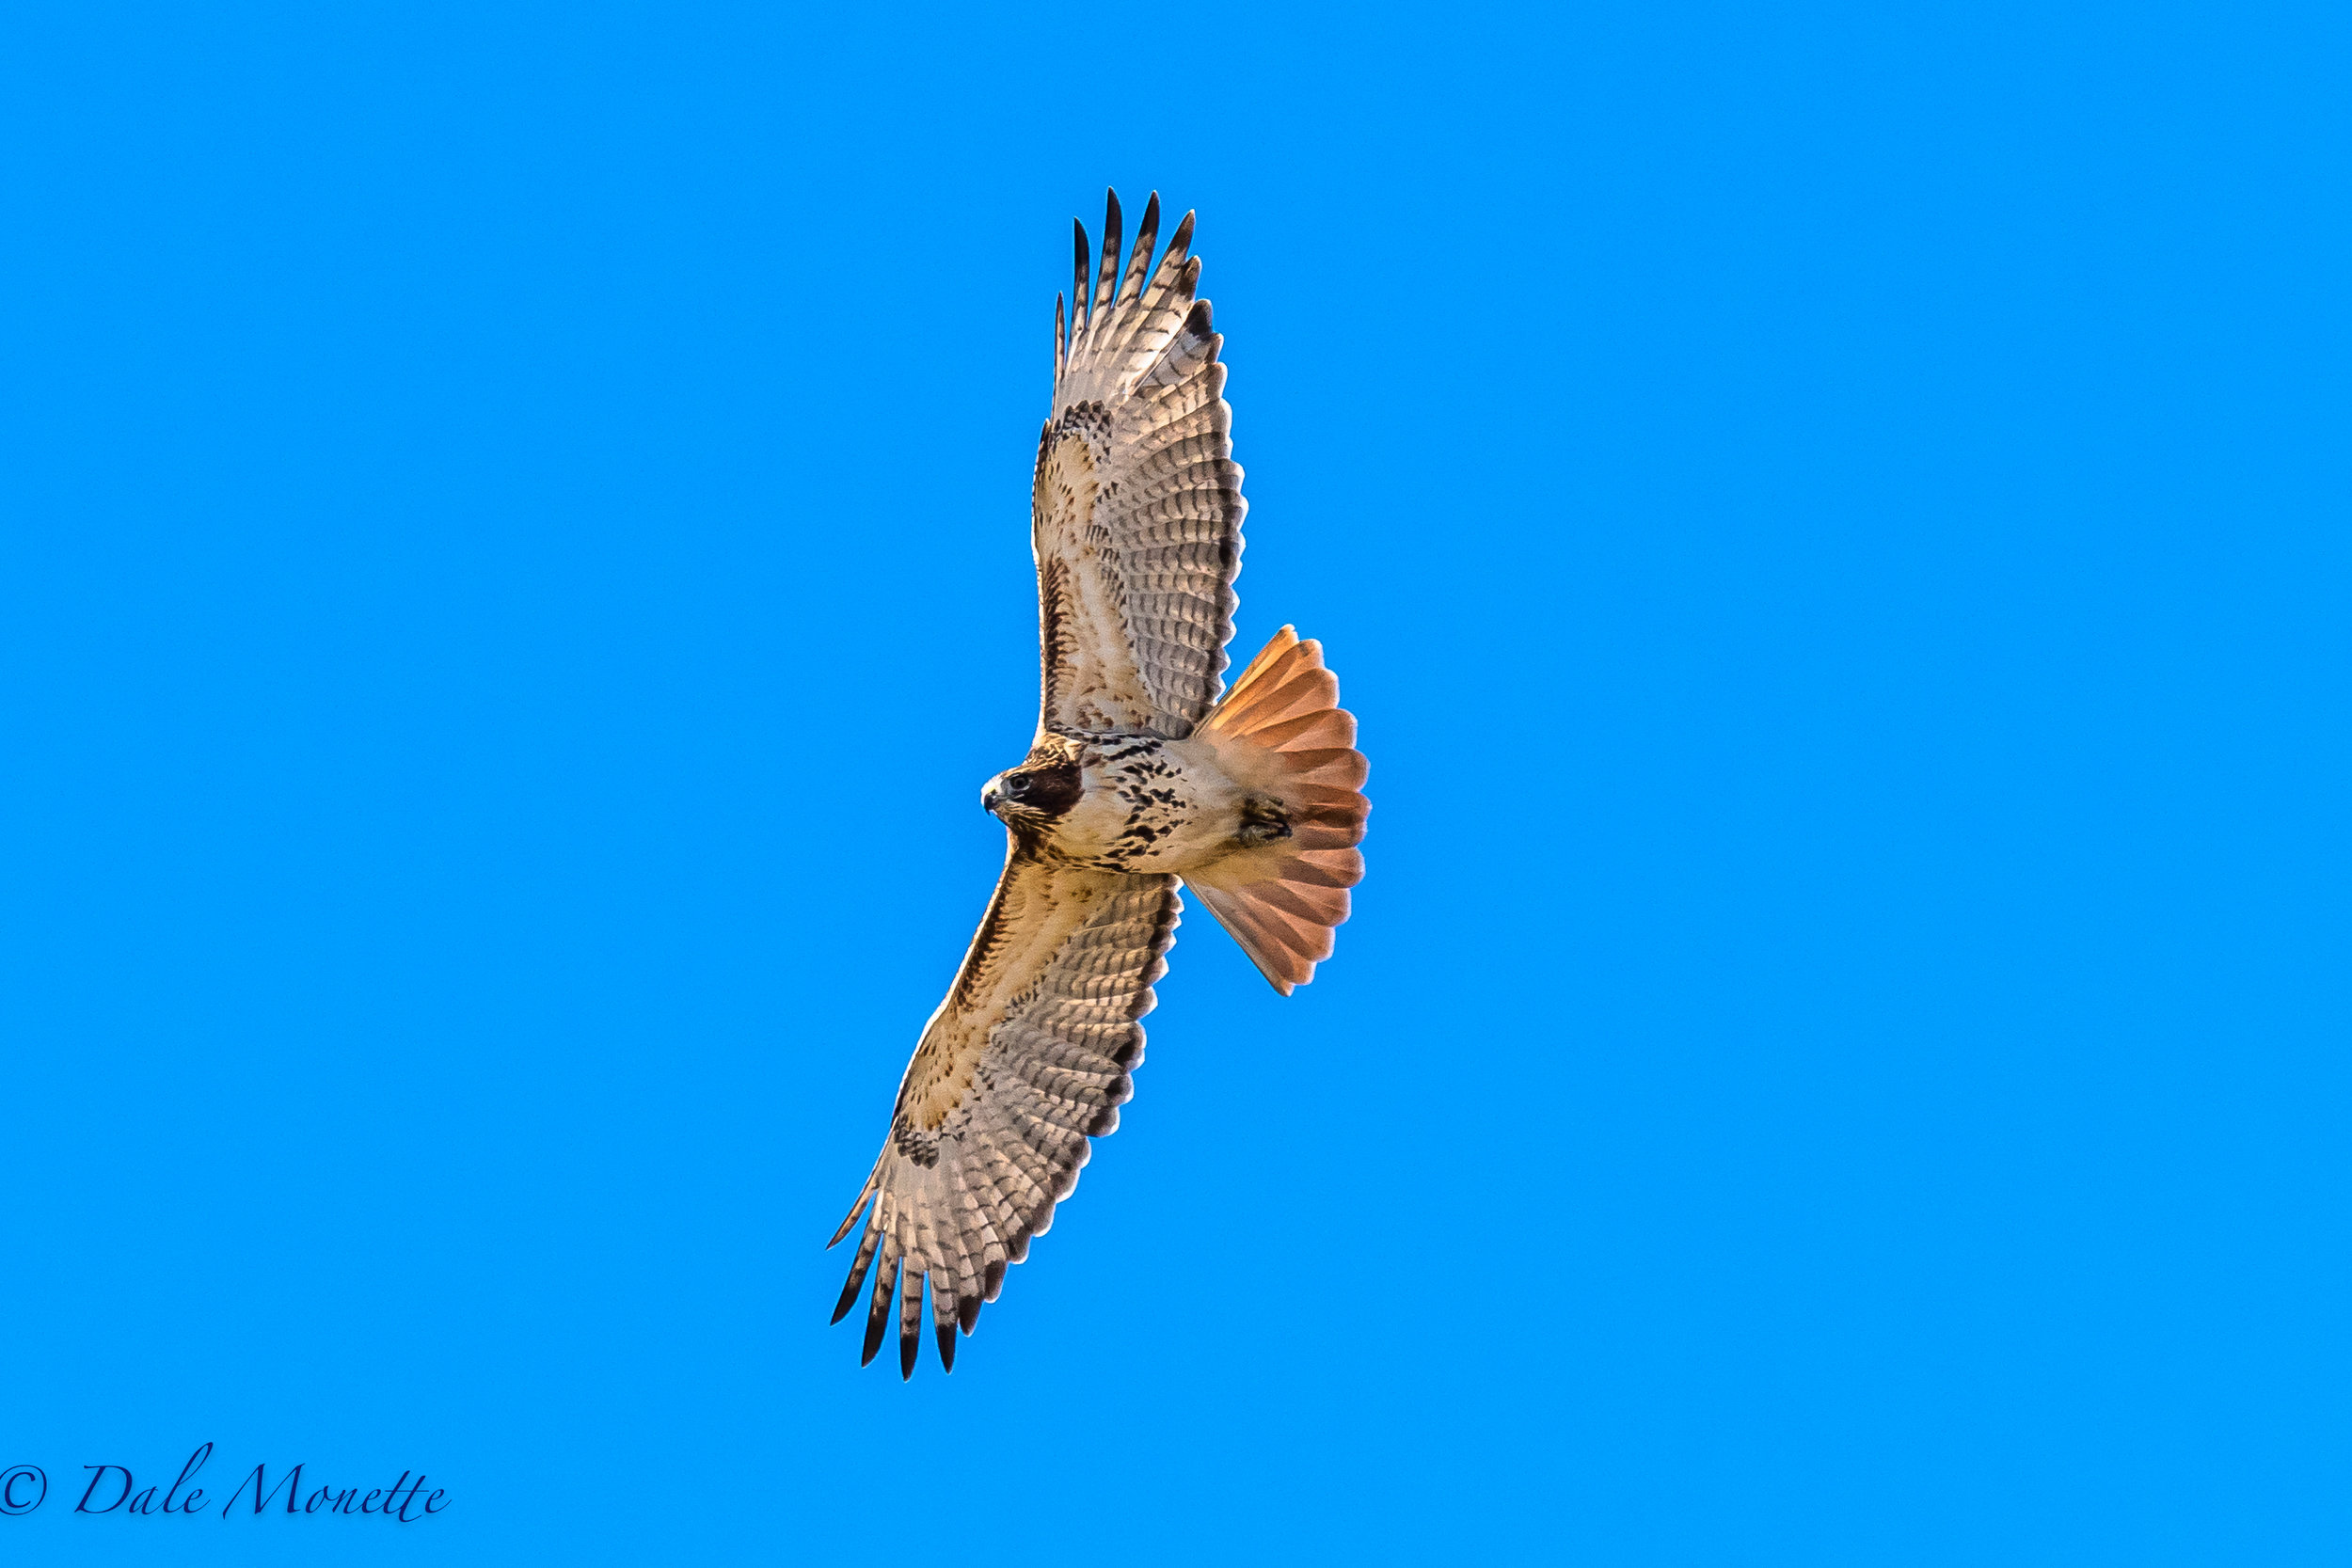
982;786;1002;814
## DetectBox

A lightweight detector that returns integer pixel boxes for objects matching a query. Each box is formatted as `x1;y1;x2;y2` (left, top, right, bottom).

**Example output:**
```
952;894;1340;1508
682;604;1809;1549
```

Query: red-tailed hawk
829;191;1370;1377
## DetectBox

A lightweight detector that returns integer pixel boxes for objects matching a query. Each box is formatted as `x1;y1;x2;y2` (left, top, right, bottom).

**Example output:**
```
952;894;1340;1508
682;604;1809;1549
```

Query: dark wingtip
1120;193;1164;304
960;1292;981;1334
829;1225;879;1323
826;1191;870;1248
898;1270;923;1380
1095;192;1123;317
860;1259;897;1367
935;1320;957;1373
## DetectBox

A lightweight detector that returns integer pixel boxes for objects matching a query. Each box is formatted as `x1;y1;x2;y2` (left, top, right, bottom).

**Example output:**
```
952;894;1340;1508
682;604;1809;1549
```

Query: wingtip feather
860;1258;898;1367
830;1222;882;1324
827;1184;873;1248
1122;192;1162;303
898;1270;922;1381
1094;189;1123;321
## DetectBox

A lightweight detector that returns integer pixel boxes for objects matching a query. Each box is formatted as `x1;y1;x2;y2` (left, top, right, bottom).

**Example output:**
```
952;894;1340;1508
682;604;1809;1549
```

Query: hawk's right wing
829;849;1180;1376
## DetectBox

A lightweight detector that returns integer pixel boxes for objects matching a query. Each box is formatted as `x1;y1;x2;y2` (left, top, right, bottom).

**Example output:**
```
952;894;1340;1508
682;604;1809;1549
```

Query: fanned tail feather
1187;627;1369;994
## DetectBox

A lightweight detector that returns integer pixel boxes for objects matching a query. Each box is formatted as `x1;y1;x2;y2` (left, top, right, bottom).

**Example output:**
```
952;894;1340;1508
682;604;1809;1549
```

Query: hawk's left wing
829;850;1180;1376
1031;189;1245;740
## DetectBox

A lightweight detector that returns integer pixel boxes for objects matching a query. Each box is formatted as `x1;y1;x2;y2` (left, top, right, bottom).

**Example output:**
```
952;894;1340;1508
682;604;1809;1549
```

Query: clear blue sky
2;2;2345;1563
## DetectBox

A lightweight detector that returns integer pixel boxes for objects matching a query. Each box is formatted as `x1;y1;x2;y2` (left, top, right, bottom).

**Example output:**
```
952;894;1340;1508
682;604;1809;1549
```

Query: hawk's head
982;758;1083;827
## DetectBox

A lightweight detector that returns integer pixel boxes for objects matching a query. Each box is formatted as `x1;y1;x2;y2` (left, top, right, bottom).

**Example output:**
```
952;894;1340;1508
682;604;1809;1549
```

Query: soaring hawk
829;191;1370;1377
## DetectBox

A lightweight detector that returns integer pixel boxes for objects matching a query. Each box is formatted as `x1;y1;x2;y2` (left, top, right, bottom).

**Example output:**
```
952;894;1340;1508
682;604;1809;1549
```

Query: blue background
2;2;2344;1562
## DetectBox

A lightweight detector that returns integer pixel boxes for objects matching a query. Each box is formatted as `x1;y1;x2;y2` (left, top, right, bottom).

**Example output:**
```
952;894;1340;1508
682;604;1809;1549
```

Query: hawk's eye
1002;760;1081;816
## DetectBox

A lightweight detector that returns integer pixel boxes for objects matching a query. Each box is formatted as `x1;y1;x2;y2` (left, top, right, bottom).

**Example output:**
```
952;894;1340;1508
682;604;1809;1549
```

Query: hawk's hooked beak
981;779;1003;815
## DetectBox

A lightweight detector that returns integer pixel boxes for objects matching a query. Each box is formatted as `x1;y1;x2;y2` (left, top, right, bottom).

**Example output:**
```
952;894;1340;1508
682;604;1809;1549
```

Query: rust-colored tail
1186;627;1370;994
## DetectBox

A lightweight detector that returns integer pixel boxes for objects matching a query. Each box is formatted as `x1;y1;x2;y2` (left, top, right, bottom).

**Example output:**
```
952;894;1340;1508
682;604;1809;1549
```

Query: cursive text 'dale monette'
0;1444;451;1522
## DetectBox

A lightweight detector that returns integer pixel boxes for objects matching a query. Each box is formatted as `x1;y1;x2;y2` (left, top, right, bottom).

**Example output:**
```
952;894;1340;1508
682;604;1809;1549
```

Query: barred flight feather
831;851;1178;1376
1035;188;1241;739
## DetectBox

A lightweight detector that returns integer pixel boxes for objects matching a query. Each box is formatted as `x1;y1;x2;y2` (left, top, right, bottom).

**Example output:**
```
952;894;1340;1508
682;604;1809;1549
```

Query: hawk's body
830;192;1369;1376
